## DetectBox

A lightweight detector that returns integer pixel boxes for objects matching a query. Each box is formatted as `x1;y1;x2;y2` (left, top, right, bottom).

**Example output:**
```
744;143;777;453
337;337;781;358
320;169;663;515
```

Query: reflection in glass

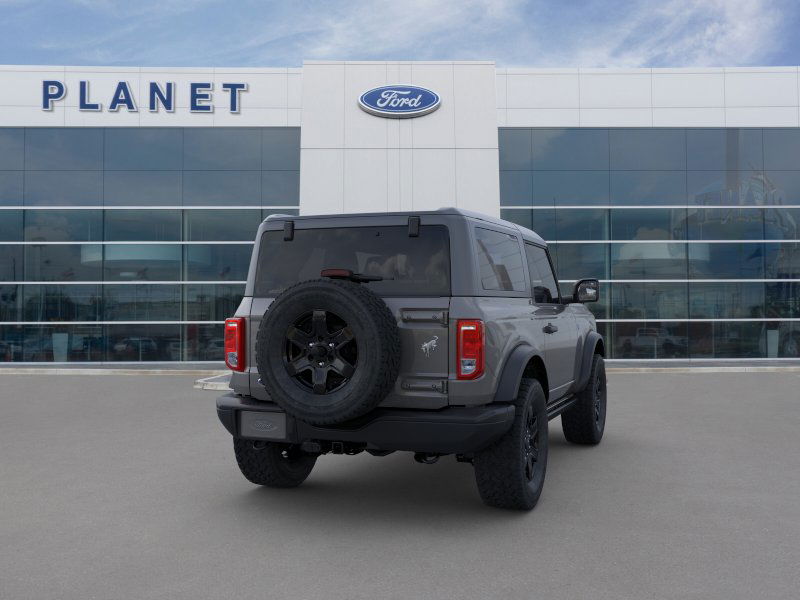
0;246;23;281
689;243;764;279
500;171;532;205
0;210;22;241
104;128;182;170
104;171;182;206
184;210;261;241
185;323;225;361
533;171;609;206
262;128;301;170
687;170;774;205
106;324;181;361
24;210;102;241
185;284;245;321
686;129;763;171
103;245;181;281
611;243;686;279
23;285;101;321
689;322;765;358
22;324;104;362
612;321;688;359
686;207;764;240
765;243;800;278
611;282;687;320
766;282;800;318
689;282;764;319
549;243;608;280
262;171;300;206
24;171;103;206
553;209;608;241
611;208;686;240
498;129;532;170
104;285;181;320
25;128;103;170
185;245;252;281
610;129;685;170
775;322;800;358
0;170;23;205
500;209;555;241
611;171;686;205
0;129;24;170
763;129;800;170
183;128;261;170
0;285;20;321
104;210;181;241
763;170;800;204
183;171;260;205
24;245;102;281
533;129;609;170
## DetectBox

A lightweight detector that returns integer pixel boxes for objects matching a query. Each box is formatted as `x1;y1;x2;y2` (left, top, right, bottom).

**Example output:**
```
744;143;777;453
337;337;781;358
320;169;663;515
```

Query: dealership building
0;61;798;363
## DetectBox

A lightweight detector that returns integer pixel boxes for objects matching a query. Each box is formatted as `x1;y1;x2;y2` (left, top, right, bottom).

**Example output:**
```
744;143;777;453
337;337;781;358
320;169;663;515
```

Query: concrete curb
0;368;227;377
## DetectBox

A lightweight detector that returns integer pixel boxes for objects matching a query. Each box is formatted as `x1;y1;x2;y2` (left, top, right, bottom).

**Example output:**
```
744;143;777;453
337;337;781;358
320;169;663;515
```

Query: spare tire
256;279;400;425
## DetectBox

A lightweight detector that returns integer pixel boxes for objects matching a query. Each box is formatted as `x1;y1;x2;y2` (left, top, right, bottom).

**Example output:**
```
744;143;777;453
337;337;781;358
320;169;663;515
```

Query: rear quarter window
254;224;450;297
474;227;526;292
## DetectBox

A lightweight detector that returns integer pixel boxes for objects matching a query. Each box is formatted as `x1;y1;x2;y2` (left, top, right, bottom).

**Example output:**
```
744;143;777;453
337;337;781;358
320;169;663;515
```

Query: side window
474;227;526;292
525;243;560;304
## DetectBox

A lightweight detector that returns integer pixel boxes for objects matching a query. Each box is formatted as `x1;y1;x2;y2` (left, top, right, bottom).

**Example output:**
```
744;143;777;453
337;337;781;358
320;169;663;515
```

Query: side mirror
572;279;599;303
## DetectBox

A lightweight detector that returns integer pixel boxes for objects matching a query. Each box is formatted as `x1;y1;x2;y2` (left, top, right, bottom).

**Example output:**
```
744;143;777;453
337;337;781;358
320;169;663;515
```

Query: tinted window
611;243;687;279
533;129;609;170
763;129;800;170
104;128;182;170
500;171;532;206
185;284;245;320
24;244;102;281
533;171;610;206
611;171;686;205
553;209;608;241
499;129;532;170
610;129;685;170
183;171;260;206
686;129;763;171
262;170;299;206
0;129;24;170
24;171;103;206
25;128;103;170
611;282;688;320
689;243;764;279
612;321;689;359
525;244;559;303
104;285;181;320
687;208;764;240
183;128;261;170
0;246;23;281
105;324;181;362
104;171;182;206
0;171;23;205
184;209;261;241
0;285;20;321
687;170;771;205
255;225;450;296
689;282;765;319
550;243;608;280
22;324;104;362
474;227;526;292
500;208;556;241
262;128;300;170
25;210;102;241
0;210;23;241
688;322;765;358
103;245;181;281
611;208;687;240
104;210;181;241
185;244;252;281
22;285;101;321
184;323;223;361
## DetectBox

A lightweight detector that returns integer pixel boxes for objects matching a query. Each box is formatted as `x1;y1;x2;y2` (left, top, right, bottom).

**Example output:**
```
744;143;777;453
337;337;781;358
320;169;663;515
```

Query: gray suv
216;208;606;510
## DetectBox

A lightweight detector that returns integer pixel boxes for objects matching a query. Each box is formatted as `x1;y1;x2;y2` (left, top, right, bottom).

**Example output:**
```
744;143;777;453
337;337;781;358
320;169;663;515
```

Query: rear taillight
457;319;484;380
224;318;246;372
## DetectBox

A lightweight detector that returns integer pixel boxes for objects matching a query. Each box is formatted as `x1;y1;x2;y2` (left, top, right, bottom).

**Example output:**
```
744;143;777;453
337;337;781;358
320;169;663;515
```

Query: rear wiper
321;269;383;283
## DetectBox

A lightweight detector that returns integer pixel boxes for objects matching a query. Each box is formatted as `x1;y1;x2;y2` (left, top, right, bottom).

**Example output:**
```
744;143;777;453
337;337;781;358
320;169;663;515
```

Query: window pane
550;243;608;280
184;209;261;241
533;129;609;170
766;282;800;317
686;207;764;240
104;128;182;170
0;210;22;241
533;171;609;206
498;129;532;170
689;243;764;279
612;321;688;359
689;282;765;319
525;244;559;303
104;285;181;320
262;170;299;206
103;245;181;281
474;227;526;292
687;170;770;205
775;323;800;357
500;208;556;241
611;282;688;320
185;284;245;320
686;129;763;171
24;171;103;206
185;244;251;281
764;129;800;170
183;171;260;206
611;208;687;240
0;285;21;321
104;210;181;241
0;246;23;280
611;243;687;279
764;170;800;204
185;324;224;361
611;171;686;205
262;128;300;170
22;285;101;321
24;244;101;281
765;242;800;278
500;171;532;206
104;171;182;206
0;129;24;170
553;209;608;241
0;171;23;205
25;128;103;170
610;129;685;170
23;324;104;362
0;325;23;361
24;210;102;241
183;128;261;170
689;322;765;358
106;324;181;361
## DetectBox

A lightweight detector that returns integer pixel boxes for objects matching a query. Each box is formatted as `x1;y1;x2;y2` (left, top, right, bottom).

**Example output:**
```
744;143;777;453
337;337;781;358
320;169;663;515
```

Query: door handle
543;323;558;334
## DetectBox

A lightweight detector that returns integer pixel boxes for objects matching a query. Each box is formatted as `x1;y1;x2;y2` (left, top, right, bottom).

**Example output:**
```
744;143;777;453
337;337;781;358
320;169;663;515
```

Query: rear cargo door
381;297;450;409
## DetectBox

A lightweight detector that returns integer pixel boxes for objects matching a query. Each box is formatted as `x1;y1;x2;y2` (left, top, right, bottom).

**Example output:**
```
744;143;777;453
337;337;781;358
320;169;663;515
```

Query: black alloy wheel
283;309;358;395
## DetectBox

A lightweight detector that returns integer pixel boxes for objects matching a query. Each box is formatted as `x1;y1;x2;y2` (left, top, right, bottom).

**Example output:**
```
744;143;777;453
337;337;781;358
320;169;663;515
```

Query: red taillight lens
224;318;246;372
457;319;484;380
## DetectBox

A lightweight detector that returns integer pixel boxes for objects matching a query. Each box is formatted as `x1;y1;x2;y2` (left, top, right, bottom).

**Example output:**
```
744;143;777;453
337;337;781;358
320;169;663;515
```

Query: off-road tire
256;279;400;426
473;378;549;510
233;439;316;487
561;354;606;445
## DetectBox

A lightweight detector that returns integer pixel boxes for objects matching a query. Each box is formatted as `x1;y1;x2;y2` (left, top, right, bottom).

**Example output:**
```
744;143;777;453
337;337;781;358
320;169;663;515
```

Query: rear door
525;243;578;398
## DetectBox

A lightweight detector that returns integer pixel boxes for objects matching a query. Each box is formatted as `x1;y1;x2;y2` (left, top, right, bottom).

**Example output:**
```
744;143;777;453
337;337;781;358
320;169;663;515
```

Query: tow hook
414;452;440;465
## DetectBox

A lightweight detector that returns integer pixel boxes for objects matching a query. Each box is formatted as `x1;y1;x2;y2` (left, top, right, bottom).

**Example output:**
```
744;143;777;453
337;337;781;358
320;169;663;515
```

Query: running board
546;394;577;420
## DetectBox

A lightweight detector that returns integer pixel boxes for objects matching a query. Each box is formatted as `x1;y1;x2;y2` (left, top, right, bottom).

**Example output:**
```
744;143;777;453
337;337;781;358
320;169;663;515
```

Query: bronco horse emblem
420;336;439;357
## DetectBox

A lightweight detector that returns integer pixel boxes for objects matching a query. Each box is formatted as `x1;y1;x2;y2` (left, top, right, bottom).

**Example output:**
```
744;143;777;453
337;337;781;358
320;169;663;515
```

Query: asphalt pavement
1;371;799;599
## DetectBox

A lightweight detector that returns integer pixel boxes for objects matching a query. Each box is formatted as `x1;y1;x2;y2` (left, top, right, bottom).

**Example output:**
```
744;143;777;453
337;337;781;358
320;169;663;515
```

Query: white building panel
652;72;725;107
579;72;652;108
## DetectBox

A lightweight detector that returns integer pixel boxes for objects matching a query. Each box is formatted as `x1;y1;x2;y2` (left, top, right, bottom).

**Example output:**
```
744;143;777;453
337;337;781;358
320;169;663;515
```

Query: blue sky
1;0;799;68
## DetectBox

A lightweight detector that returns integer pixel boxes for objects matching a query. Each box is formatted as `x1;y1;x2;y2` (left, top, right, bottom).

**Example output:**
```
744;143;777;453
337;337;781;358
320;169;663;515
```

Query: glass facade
0;127;299;362
500;128;800;359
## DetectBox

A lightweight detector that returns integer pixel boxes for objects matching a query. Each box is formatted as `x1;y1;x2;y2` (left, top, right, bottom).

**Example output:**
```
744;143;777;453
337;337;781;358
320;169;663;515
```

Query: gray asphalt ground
2;373;799;600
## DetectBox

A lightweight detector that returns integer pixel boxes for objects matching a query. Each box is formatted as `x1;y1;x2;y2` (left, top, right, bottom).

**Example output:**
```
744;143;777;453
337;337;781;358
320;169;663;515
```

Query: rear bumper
216;393;515;455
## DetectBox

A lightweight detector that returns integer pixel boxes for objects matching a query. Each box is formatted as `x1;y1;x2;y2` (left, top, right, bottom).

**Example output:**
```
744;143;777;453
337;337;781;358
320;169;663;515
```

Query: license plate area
239;411;287;440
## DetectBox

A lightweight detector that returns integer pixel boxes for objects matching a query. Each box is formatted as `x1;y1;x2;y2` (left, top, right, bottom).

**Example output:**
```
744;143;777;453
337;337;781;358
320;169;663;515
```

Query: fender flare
573;331;604;393
493;344;539;404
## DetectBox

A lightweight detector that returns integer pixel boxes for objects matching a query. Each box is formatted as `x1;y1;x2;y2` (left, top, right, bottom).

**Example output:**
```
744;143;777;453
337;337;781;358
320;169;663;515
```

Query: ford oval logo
358;85;440;118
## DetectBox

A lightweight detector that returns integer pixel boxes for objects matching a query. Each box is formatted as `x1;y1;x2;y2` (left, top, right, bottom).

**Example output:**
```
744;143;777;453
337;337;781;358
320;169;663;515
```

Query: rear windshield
255;225;450;296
